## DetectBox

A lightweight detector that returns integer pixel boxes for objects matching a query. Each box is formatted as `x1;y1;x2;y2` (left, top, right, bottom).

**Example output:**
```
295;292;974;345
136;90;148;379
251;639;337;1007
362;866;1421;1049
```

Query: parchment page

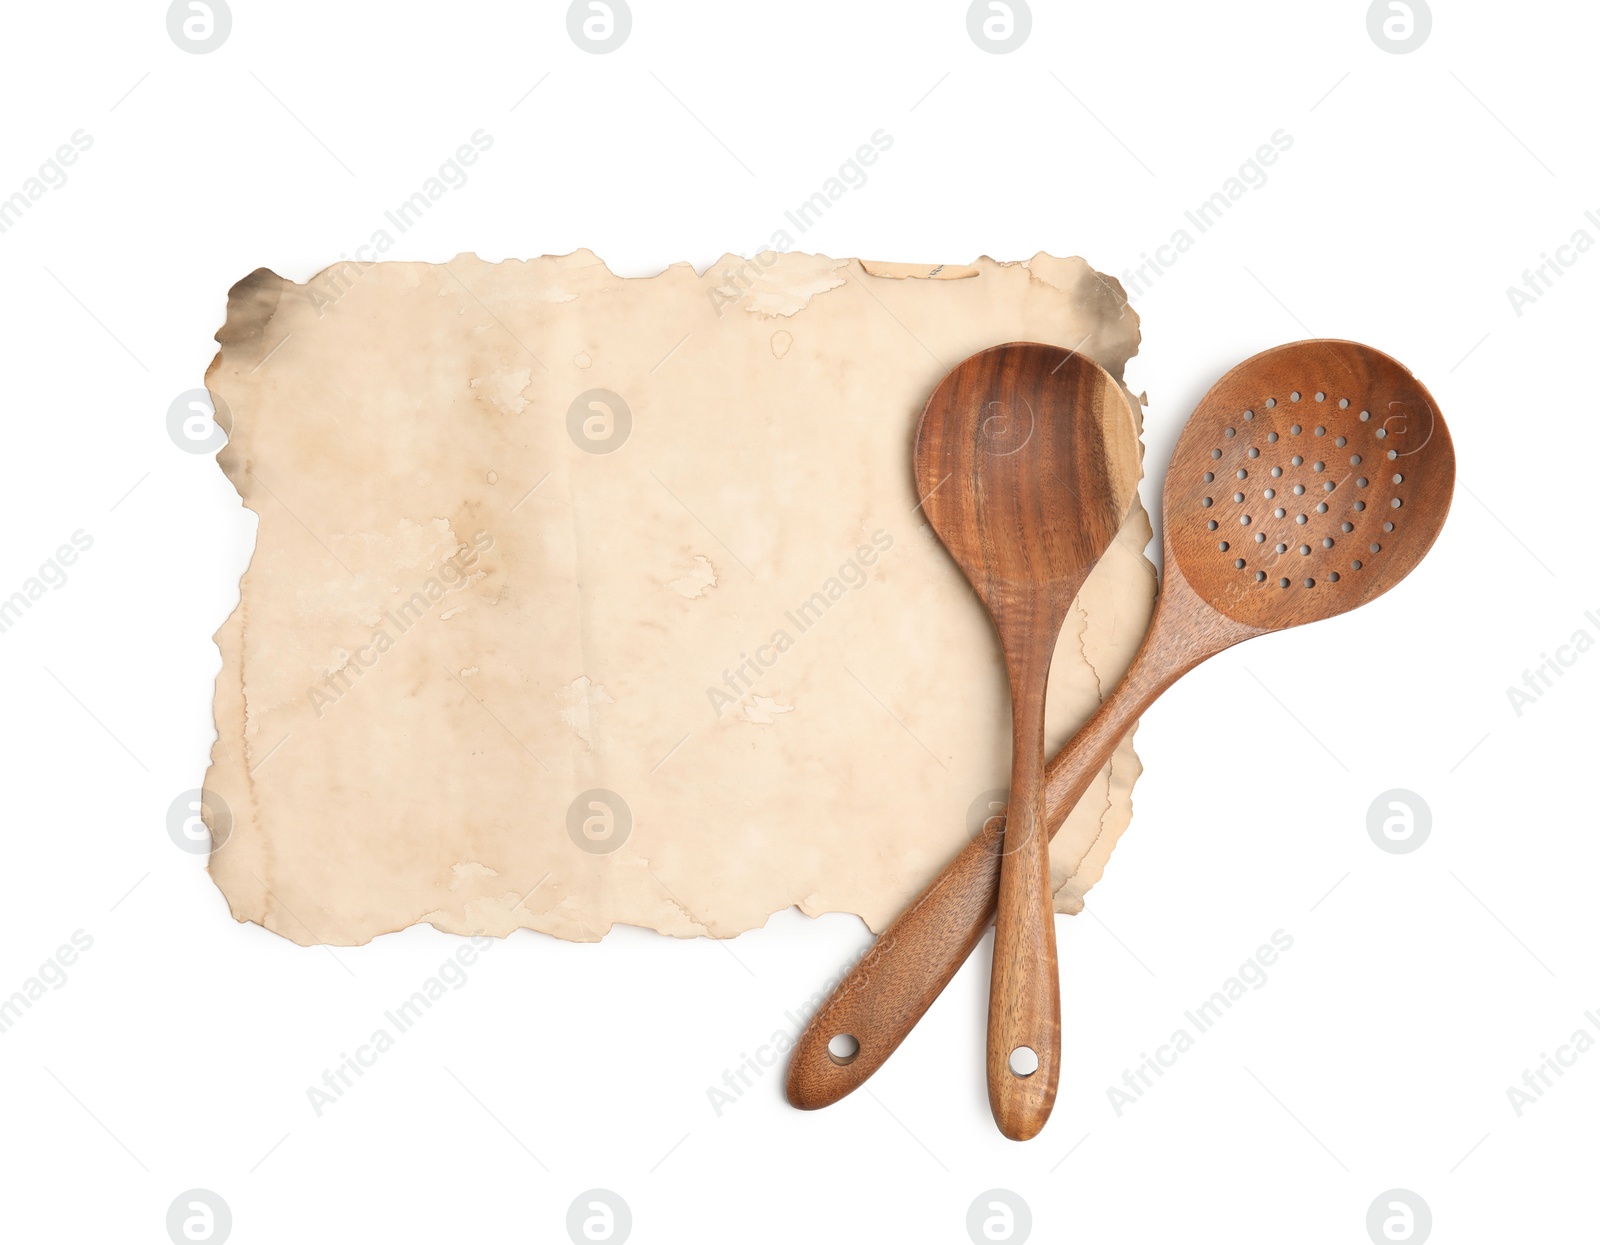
201;250;1155;945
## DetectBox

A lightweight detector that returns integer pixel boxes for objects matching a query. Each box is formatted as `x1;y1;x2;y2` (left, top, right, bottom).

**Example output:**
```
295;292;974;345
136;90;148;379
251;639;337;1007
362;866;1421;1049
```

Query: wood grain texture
912;343;1141;1139
786;339;1455;1120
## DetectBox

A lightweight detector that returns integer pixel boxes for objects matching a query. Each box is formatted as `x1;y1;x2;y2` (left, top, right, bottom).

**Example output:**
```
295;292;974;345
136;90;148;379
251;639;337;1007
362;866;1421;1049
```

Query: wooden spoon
788;339;1455;1118
912;343;1142;1140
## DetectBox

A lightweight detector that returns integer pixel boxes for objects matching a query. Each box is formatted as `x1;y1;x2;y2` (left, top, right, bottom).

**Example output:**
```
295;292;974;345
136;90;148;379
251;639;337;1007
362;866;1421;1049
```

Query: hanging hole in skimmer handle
826;1034;860;1066
1008;1046;1039;1077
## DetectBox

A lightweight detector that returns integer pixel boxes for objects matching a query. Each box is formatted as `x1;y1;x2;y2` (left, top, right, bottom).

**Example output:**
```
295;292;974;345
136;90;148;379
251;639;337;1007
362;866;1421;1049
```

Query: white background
1;1;1595;1241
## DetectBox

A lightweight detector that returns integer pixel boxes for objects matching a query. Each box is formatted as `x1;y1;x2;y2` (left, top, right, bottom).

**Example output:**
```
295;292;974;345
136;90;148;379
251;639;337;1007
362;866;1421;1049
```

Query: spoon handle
786;573;1251;1113
987;647;1061;1140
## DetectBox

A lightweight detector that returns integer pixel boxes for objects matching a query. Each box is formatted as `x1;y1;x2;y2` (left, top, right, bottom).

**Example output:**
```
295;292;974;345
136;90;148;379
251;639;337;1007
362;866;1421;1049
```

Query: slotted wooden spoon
788;339;1455;1119
913;342;1142;1139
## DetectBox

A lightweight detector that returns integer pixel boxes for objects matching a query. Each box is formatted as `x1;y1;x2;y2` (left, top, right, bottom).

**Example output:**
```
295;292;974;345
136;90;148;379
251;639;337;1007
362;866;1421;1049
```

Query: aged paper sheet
202;250;1155;945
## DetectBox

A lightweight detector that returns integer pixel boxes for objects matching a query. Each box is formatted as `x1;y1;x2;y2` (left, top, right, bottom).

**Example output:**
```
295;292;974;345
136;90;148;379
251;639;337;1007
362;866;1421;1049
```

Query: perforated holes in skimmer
1193;390;1406;591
